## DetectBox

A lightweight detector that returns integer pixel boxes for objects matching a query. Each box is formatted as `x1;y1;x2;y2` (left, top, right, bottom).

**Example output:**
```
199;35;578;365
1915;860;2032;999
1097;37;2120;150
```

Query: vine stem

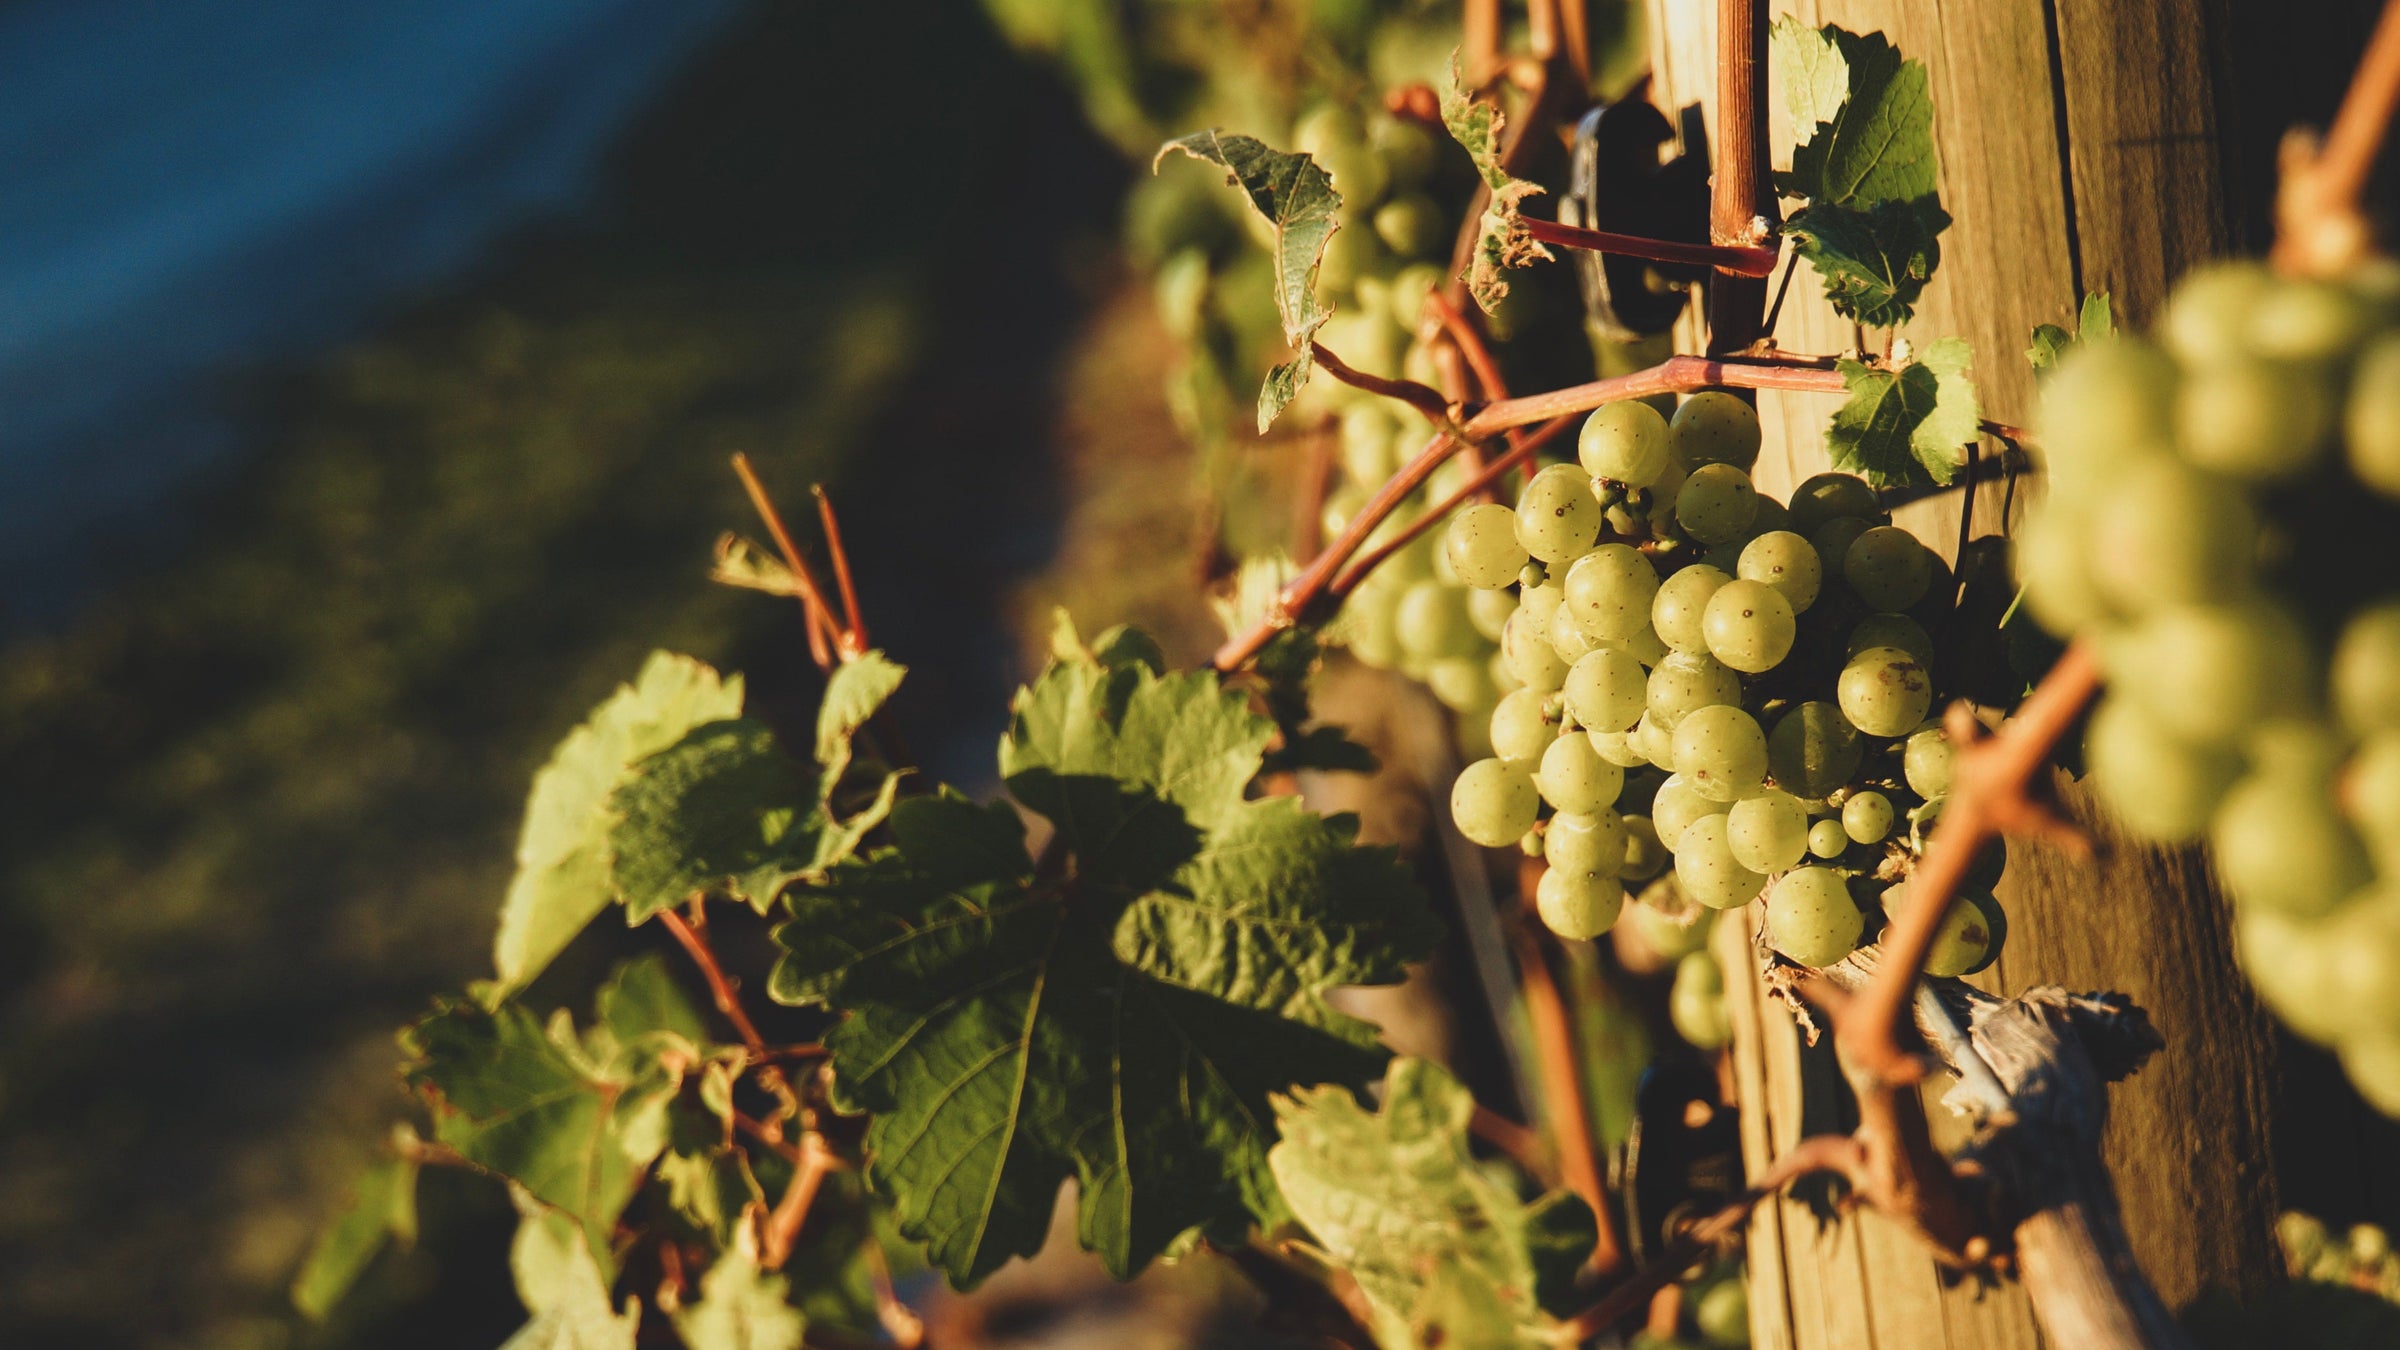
1514;860;1625;1276
761;1132;838;1270
2274;0;2400;274
1811;640;2101;1083
1519;216;1781;276
731;453;844;670
1706;0;1771;352
811;486;868;658
1327;415;1577;597
660;906;775;1064
1311;342;1454;424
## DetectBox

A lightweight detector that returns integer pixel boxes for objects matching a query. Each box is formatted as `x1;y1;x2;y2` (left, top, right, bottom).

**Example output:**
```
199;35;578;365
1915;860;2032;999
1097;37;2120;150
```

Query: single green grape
2333;603;2400;734
1675;463;1760;545
1652;563;1731;655
1565;543;1661;642
1807;817;1849;859
1621;815;1668;880
1426;657;1492;713
2343;1032;2400;1122
2210;767;2371;918
1373;193;1448;258
2013;497;2116;633
1750;492;1792;536
1564;648;1649;733
2035;339;2180;493
1339;403;1401;483
1517;463;1604;565
1766;867;1865;966
2347;732;2400;870
1607;621;1671;667
1702;577;1797;673
1546;808;1628;877
1632;712;1678;769
1837;646;1933;738
1674;703;1769;802
1443;502;1531;589
2175;352;2335;481
1548;602;1600;664
2237;908;2350;1045
1537;865;1625;940
1904;725;1955;798
2087;455;2256;612
1647;651;1742;730
1488;687;1554;764
1787;471;1880;535
1653;773;1733;850
1373;117;1440;190
1670;390;1762;470
1738;529;1823;612
1766;702;1862;799
1727;789;1809;872
1395;579;1478;660
2085;696;2240;842
2108;602;2310;748
2249;275;2373;363
2347;333;2400;496
1810;516;1874;582
1590;727;1651;769
1676;813;1768;909
1964;892;2008;974
1452;757;1540;847
1845;612;1937;668
1537;733;1625;814
1842;790;1895;843
1882;882;1996;979
1843;526;1934;611
2161;261;2275;366
1501;609;1569;692
1293;104;1388;207
1342;578;1403;667
1670;953;1732;1050
1468;585;1516;642
2326;893;2400;1032
1579;400;1673;487
1518;580;1564;633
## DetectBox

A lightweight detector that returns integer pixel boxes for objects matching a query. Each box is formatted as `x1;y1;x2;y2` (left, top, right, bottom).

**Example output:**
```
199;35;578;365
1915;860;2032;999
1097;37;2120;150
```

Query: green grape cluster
2277;1212;2400;1304
1430;392;2011;965
2021;260;2400;1113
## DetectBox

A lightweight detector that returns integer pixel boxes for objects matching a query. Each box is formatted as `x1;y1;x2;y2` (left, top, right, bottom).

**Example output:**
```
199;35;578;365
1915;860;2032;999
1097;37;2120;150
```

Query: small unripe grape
1516;463;1603;564
1501;610;1569;692
1842;790;1895;843
2087;456;2256;612
1488;687;1553;764
1647;651;1741;730
1606;621;1671;667
1807;817;1849;859
2211;766;2370;918
1373;192;1448;258
1670;953;1732;1049
1452;757;1540;847
1728;789;1809;872
1838;646;1933;738
1787;471;1879;534
2334;603;2400;734
1811;516;1874;579
1702;578;1797;674
1670;391;1762;470
1652;773;1731;850
2085;697;2239;842
1846;612;1936;668
1564;544;1660;642
1621;815;1668;880
1693;1276;1750;1347
1904;725;1955;798
1632;713;1677;769
1882;882;1995;978
1536;733;1625;814
1738;530;1823;612
2161;261;2274;366
2175;353;2334;481
1843;526;1933;611
1425;656;1491;712
1676;813;1767;909
1674;703;1769;802
2346;334;2400;496
1766;867;1865;966
1579;400;1673;486
1676;464;1760;545
1769;701;1865;799
1547;599;1599;661
1444;503;1530;589
1652;564;1732;655
1518;580;1564;632
1589;727;1650;768
1545;809;1628;877
2109;602;2311;748
1396;579;1478;659
1467;585;1515;642
1563;648;1648;733
1537;865;1625;939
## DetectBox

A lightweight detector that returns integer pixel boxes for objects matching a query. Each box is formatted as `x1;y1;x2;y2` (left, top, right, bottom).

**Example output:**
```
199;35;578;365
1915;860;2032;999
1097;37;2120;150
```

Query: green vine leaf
769;642;1439;1287
1441;61;1553;315
289;1141;421;1320
1155;131;1343;432
1770;20;1949;327
491;652;745;997
2029;291;2116;376
503;1186;641;1350
1825;337;1980;488
1270;1058;1597;1349
672;1228;807;1350
402;996;694;1268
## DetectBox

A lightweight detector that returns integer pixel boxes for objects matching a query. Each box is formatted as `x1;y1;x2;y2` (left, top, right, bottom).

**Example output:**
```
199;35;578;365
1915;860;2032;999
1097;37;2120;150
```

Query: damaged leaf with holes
1441;59;1553;315
767;627;1439;1286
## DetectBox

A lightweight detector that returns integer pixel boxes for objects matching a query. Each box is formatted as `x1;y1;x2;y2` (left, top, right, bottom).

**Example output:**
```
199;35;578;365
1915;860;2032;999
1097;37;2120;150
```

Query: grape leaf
1774;24;1939;209
402;997;692;1267
1155;131;1343;431
1824;337;1980;488
672;1228;807;1350
769;647;1439;1286
1440;61;1552;315
607;656;906;923
1270;1058;1597;1350
289;1144;420;1320
595;953;712;1047
491;653;745;997
503;1187;640;1350
2030;291;2116;376
1784;197;1949;329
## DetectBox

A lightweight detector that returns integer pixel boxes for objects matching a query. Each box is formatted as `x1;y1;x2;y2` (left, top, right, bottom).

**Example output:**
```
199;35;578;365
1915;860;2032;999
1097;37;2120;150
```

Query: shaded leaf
1155;131;1343;431
1824;337;1979;488
290;1151;421;1320
1784;197;1949;329
1266;725;1378;776
1440;61;1552;314
1270;1058;1597;1349
609;721;822;922
2030;291;2116;376
492;653;744;997
709;533;807;597
1774;25;1939;209
769;647;1438;1286
595;953;712;1048
816;651;905;768
672;1228;807;1350
503;1188;640;1350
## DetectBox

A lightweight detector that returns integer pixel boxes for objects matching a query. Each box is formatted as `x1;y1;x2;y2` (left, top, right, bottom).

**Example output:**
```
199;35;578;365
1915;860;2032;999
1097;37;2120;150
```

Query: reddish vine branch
732;453;845;670
1327;415;1578;597
1520;216;1781;277
1311;342;1455;424
1512;861;1624;1276
2274;0;2400;274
